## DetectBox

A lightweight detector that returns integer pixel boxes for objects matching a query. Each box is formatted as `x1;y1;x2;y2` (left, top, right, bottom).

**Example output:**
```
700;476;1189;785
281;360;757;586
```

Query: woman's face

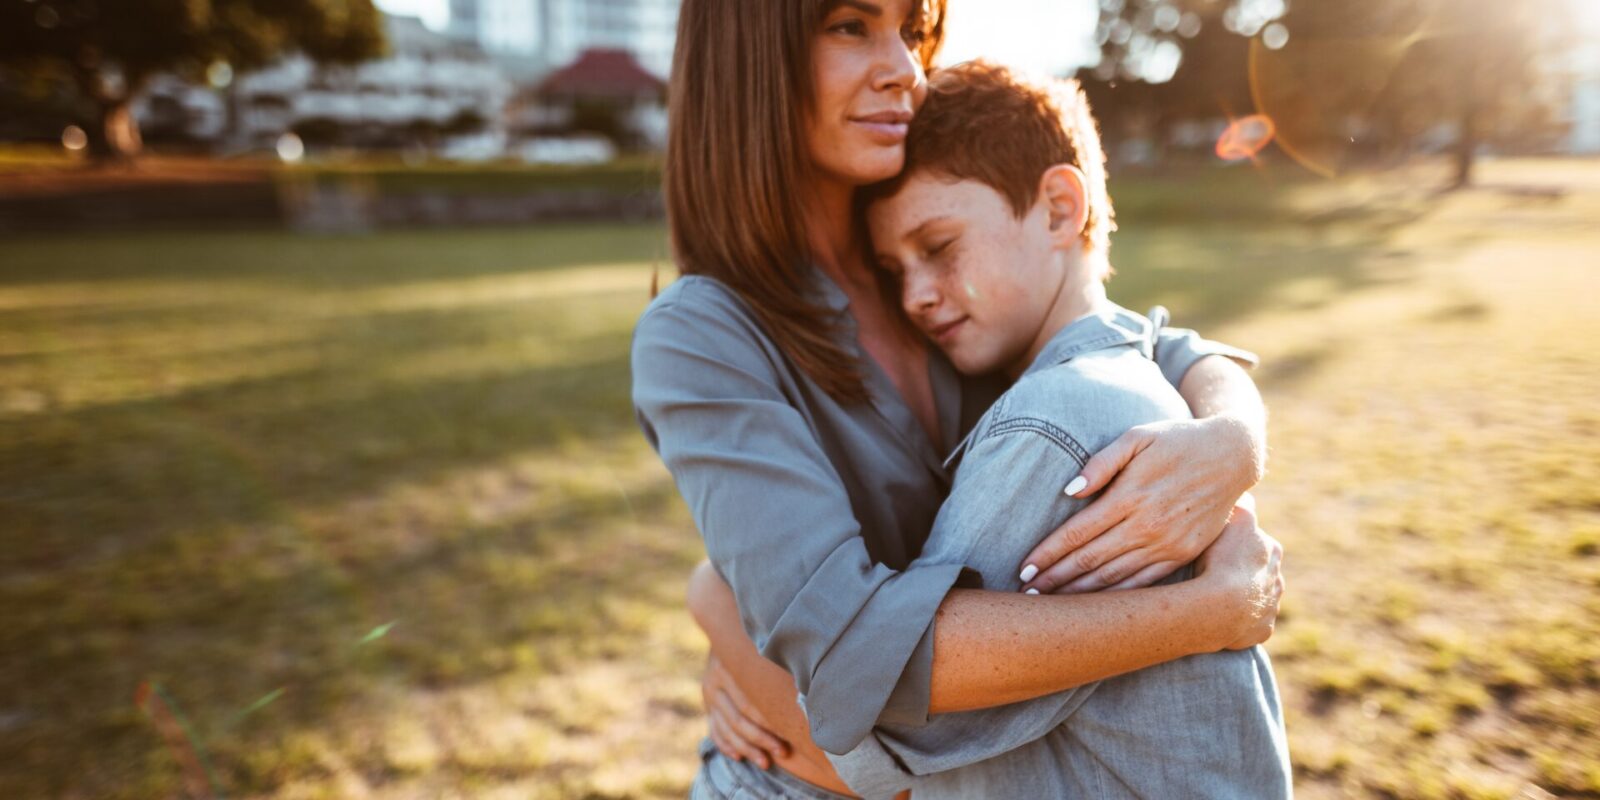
807;0;931;187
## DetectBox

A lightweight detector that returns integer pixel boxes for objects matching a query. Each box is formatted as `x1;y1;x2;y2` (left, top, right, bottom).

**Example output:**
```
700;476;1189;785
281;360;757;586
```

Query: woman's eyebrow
837;0;884;18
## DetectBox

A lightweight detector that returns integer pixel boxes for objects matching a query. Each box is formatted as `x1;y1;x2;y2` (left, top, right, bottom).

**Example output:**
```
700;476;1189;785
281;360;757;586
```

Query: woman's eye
829;19;868;36
927;238;955;257
901;26;928;46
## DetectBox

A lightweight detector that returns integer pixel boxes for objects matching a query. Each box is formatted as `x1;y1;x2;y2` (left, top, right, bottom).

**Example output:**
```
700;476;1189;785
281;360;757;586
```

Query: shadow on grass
0;228;693;796
0;222;672;289
0;345;697;795
1103;167;1448;332
1107;218;1428;332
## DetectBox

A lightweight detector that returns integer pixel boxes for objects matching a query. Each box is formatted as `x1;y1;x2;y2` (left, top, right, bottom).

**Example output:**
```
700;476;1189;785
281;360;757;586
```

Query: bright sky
373;0;1104;75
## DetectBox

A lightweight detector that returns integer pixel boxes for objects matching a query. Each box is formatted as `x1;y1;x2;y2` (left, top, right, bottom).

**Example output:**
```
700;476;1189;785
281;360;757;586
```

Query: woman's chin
825;152;905;187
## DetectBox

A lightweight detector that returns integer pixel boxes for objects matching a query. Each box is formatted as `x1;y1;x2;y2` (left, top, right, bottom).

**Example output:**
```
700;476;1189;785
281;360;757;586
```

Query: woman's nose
872;36;923;95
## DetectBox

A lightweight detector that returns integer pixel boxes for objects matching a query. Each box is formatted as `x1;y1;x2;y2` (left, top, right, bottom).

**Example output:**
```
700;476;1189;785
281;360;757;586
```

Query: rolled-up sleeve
1153;326;1260;389
631;283;965;755
827;426;1102;797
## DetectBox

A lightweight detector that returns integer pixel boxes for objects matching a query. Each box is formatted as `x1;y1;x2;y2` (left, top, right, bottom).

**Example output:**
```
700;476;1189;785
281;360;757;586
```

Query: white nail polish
1064;476;1088;496
1020;564;1039;583
1025;588;1040;596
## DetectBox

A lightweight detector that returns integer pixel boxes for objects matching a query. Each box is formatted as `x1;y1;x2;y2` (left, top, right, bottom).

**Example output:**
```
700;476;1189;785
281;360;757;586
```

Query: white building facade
1566;41;1600;155
447;0;679;79
232;15;512;150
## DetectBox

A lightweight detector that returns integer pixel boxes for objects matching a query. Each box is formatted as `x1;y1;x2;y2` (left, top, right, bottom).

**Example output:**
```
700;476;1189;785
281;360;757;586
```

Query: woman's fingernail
1025;588;1041;596
1064;476;1089;496
1020;564;1039;582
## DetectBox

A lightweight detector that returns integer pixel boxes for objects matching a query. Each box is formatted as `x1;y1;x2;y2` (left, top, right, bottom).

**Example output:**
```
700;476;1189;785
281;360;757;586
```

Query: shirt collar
1019;302;1156;379
805;265;854;315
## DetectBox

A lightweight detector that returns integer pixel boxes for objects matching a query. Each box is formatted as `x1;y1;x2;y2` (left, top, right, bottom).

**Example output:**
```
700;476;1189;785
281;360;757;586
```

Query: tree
0;0;386;160
1087;0;1573;185
1078;0;1280;161
1078;13;1257;162
1260;0;1565;187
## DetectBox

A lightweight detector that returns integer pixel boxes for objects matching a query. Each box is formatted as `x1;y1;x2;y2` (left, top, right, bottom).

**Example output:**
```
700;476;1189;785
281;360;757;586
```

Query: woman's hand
1191;504;1284;649
1019;416;1263;595
702;652;791;770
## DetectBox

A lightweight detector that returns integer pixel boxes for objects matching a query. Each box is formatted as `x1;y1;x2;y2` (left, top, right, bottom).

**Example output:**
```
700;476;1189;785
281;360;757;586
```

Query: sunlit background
2;0;1598;798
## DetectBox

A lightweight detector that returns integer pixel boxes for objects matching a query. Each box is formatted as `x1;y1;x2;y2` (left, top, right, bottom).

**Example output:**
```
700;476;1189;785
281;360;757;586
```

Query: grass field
1;159;1597;799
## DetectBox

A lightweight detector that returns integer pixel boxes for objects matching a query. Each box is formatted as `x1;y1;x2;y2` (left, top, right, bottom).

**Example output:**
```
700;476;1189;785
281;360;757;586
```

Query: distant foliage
1082;0;1573;184
0;0;386;158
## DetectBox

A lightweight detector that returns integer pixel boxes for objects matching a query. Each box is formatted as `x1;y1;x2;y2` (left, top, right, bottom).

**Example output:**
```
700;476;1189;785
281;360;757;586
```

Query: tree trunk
74;66;148;163
88;96;144;162
1451;107;1477;190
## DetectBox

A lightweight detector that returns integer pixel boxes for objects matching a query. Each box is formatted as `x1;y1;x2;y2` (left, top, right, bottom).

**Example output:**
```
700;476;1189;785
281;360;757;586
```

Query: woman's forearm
928;581;1229;714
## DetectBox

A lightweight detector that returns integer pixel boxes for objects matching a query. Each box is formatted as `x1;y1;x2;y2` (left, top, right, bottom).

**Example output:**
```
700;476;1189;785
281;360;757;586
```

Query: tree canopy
1081;0;1575;184
0;0;386;157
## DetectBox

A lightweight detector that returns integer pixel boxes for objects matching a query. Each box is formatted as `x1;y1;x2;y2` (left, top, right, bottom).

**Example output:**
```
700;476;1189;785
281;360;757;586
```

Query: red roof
537;49;665;99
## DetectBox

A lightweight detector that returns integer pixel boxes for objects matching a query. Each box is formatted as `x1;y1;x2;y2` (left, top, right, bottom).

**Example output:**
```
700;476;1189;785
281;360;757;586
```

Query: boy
828;62;1292;799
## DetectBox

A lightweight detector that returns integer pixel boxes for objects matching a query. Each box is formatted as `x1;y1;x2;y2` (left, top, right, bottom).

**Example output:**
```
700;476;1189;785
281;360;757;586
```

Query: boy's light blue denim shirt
632;270;1259;775
826;302;1291;800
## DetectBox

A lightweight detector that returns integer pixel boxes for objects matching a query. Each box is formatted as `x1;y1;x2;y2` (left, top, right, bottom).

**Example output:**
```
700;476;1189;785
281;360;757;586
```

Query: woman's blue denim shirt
630;270;1254;758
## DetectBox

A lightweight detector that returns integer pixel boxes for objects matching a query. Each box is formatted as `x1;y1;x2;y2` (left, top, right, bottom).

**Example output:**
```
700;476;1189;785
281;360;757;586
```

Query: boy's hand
1018;417;1259;595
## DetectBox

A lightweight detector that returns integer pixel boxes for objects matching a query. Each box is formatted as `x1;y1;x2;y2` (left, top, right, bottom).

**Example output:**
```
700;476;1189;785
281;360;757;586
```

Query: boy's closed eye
923;236;956;258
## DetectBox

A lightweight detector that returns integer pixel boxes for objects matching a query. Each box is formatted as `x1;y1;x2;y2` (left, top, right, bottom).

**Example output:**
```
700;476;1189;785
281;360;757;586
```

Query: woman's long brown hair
664;0;946;403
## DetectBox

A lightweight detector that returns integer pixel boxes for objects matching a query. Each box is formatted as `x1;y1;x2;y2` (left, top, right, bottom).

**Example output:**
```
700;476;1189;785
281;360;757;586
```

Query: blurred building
507;48;667;153
231;14;512;153
1564;41;1600;155
134;75;229;146
446;0;679;79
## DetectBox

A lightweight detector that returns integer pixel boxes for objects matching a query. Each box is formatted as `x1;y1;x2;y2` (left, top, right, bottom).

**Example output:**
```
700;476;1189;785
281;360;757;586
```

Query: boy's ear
1039;164;1090;247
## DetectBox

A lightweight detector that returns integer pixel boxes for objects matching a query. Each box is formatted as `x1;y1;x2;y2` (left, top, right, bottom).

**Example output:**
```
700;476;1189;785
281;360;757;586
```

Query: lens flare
61;125;88;152
1247;0;1449;177
1216;115;1277;161
206;60;234;90
276;132;305;163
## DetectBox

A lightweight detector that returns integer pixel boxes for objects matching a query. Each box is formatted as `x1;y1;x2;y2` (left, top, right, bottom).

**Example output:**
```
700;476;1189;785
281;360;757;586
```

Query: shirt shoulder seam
978;416;1092;467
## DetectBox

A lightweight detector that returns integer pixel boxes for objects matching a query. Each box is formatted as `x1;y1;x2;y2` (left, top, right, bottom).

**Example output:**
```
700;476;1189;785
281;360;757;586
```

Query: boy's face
869;171;1065;376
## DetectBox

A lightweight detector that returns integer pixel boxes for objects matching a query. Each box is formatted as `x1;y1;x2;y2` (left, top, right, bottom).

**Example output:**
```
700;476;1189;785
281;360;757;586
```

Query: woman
631;1;1284;797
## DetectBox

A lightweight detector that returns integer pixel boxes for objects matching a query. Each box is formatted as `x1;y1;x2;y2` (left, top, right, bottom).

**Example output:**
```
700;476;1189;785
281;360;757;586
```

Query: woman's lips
852;111;912;144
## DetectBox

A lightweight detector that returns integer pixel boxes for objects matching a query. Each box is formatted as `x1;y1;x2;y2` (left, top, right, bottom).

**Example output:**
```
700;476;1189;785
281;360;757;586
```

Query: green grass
2;159;1597;798
286;157;663;195
0;223;702;798
0;148;664;196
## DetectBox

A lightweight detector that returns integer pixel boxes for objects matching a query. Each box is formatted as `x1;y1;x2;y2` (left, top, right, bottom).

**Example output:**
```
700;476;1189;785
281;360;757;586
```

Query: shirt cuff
877;564;980;727
1154;327;1260;389
826;731;917;799
878;621;936;728
797;561;965;756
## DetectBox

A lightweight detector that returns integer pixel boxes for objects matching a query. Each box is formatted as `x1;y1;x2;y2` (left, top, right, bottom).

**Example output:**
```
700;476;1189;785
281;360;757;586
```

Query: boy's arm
1018;340;1267;595
1154;325;1266;472
1179;353;1268;471
827;424;1106;790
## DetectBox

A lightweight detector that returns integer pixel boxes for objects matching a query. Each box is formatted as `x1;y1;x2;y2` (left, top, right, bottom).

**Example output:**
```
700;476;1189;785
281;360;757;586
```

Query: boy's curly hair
866;60;1117;257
